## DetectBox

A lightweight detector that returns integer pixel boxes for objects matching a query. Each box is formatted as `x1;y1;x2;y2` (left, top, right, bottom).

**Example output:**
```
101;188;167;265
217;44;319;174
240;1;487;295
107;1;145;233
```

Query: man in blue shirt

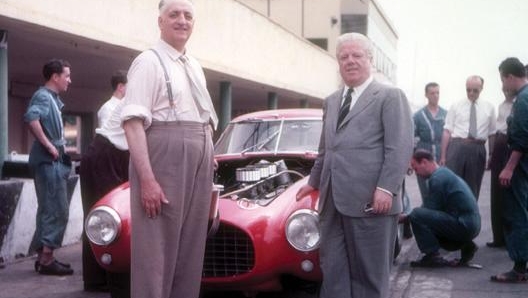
404;150;481;267
24;59;74;276
413;82;447;202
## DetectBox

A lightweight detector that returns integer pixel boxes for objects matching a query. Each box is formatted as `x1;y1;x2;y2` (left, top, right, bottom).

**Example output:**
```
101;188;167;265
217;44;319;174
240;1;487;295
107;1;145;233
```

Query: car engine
215;158;313;205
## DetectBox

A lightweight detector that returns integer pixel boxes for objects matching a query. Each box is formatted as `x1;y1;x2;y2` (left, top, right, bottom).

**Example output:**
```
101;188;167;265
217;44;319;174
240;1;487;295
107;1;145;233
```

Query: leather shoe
410;253;449;267
486;241;505;248
38;260;74;276
35;260;71;272
460;241;478;264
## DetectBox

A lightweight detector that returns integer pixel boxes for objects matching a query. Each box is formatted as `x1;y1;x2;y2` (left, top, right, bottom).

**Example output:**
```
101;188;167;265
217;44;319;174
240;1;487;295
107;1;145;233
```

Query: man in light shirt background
79;71;129;296
486;86;515;248
440;75;497;200
97;70;127;127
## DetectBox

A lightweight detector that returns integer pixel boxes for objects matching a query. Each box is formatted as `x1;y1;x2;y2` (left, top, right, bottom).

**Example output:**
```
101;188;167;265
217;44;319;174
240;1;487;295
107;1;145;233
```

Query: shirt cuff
120;103;153;129
376;186;393;196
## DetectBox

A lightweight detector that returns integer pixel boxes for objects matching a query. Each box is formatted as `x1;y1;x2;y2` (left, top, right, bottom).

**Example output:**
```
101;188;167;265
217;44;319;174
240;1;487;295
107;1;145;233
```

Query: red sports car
85;109;325;296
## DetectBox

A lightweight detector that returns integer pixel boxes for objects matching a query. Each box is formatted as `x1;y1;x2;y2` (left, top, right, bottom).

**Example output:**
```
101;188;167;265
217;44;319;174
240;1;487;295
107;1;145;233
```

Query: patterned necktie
179;55;219;129
336;88;353;129
468;101;477;138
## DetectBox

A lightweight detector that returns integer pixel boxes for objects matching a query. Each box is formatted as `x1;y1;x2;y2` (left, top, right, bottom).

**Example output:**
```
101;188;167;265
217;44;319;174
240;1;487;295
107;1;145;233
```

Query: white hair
158;0;194;14
336;32;373;58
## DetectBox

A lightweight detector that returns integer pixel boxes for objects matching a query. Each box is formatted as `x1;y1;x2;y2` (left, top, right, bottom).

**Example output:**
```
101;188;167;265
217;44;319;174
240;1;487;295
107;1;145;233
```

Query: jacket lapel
337;81;380;129
330;88;346;131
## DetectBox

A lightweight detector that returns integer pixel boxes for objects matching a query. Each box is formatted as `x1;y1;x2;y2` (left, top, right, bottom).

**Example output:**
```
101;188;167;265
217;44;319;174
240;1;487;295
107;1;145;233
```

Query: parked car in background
85;109;324;297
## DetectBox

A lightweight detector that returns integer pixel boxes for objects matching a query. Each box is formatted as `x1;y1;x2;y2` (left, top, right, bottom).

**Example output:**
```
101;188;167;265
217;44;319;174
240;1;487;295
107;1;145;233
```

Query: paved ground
1;171;527;298
390;171;528;298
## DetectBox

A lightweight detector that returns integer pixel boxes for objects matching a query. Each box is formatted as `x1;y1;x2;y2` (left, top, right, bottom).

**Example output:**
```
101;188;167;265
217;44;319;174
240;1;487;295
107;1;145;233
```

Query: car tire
108;272;131;298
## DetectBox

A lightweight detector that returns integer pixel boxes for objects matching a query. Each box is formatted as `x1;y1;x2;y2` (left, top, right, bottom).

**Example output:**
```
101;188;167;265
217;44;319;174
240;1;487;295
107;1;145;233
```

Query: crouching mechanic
404;149;481;267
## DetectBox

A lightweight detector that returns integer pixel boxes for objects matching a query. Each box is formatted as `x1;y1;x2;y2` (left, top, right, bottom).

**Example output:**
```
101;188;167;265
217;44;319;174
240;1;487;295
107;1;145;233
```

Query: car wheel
108;272;131;298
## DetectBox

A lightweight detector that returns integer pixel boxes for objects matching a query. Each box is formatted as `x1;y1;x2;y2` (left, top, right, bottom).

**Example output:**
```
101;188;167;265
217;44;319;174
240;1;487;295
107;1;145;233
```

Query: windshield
215;119;322;154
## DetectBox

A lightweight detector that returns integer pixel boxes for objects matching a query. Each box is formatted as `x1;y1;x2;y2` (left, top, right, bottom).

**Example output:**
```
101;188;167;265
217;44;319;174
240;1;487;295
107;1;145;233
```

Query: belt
50;139;66;146
452;137;486;144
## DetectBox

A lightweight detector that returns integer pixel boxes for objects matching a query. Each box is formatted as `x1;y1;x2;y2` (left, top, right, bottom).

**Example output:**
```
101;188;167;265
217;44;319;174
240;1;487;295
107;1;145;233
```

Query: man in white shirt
440;75;497;200
487;87;515;248
121;1;218;297
79;71;129;294
97;70;127;127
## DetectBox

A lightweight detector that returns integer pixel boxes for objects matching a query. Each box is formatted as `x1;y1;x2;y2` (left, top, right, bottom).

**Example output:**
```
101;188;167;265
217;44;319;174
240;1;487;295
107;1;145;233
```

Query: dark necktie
468;102;477;138
337;88;353;129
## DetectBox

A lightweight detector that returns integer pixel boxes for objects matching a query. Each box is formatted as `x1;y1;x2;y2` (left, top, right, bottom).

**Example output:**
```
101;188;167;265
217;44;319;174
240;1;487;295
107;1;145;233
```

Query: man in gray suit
297;33;413;298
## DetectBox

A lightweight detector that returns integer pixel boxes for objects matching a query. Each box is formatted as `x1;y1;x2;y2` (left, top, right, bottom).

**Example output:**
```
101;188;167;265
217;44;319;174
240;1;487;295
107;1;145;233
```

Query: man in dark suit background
297;32;413;298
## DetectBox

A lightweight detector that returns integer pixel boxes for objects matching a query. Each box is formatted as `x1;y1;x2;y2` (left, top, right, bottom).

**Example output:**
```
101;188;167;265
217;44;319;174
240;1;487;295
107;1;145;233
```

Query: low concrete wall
0;177;83;263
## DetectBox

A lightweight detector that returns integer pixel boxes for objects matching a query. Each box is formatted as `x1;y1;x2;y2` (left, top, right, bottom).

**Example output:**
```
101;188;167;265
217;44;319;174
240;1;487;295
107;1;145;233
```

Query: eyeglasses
466;88;480;93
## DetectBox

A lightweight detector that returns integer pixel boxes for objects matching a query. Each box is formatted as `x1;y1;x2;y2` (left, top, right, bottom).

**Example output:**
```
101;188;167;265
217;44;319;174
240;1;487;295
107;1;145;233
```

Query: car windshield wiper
241;129;281;154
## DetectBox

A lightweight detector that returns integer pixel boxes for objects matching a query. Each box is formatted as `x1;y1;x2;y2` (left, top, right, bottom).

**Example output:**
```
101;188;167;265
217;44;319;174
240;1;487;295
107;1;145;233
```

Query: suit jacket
308;80;413;217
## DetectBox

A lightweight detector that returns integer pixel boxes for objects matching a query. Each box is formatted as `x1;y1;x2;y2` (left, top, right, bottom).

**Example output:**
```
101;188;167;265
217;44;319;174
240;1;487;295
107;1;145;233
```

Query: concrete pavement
1;171;527;298
390;171;528;298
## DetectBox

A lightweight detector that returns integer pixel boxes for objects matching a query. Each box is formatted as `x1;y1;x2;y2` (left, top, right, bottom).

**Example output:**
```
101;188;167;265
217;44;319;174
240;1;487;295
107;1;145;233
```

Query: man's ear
51;73;60;83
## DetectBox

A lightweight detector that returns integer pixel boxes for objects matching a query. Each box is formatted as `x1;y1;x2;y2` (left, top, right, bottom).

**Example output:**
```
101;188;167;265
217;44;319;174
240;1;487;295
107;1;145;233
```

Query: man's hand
371;189;393;214
47;145;59;160
499;168;513;187
296;184;315;201
213;158;219;171
140;178;169;218
28;120;59;160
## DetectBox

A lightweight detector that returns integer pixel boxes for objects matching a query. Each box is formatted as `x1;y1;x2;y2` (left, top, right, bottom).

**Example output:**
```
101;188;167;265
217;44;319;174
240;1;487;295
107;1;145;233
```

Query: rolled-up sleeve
121;104;153;129
120;51;160;129
24;91;49;123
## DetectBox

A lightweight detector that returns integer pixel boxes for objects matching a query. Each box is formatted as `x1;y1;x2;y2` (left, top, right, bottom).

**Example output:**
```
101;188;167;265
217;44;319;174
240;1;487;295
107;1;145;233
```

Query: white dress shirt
444;98;496;140
97;96;121;128
120;39;207;129
496;99;514;134
95;101;128;150
341;75;374;111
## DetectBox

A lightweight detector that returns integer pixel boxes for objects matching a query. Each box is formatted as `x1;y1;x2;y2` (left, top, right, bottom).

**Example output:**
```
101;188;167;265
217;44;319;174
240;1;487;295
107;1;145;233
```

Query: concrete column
219;81;232;133
300;98;308;108
267;92;278;110
0;31;8;171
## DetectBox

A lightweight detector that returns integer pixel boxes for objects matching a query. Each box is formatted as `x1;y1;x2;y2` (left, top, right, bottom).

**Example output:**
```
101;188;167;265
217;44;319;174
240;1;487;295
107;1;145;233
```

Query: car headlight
285;209;320;252
85;206;121;246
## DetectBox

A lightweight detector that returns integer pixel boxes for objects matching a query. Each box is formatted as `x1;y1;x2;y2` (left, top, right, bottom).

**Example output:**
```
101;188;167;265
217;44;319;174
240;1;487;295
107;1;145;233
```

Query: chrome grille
202;223;255;277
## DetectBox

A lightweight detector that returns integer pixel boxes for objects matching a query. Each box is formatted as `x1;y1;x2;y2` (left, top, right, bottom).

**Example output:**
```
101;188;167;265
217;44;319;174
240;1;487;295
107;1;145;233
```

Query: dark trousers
503;159;528;263
446;138;486;199
79;134;129;290
489;133;509;245
409;207;478;254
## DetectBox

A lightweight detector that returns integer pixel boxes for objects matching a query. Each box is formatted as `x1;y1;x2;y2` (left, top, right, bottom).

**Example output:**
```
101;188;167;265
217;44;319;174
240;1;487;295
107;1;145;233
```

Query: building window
63;114;82;155
307;38;328;51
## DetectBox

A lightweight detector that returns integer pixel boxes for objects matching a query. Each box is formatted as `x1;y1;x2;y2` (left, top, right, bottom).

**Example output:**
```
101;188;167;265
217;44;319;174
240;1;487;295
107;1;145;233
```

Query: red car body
86;109;324;294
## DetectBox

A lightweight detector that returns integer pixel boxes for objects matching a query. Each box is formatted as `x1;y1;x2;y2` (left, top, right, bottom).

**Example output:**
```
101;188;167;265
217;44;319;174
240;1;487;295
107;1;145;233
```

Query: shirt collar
467;98;479;105
342;75;374;98
156;39;185;61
